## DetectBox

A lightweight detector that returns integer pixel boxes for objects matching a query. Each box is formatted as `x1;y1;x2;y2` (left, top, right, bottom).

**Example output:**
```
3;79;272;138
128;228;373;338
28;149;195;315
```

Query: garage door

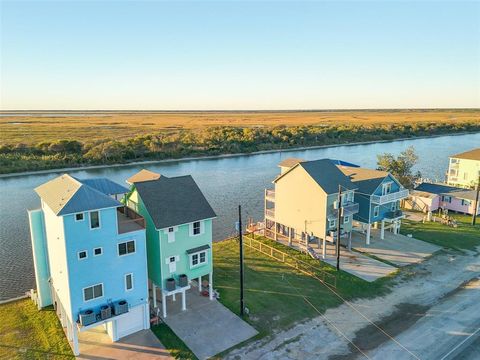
116;305;145;339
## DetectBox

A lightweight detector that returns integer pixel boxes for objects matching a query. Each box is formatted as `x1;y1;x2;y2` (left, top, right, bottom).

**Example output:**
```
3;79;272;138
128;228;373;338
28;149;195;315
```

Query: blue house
337;166;409;244
28;174;150;356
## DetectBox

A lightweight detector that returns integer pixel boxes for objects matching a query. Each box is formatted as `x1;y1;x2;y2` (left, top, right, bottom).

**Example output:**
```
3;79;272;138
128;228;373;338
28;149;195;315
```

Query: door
115;305;145;339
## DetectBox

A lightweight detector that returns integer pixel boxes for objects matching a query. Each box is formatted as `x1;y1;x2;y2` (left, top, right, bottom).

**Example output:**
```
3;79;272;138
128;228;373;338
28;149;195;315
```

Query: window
118;240;135;256
373;206;380;218
94;247;102;256
442;195;452;203
193;221;201;235
83;283;103;302
75;213;84;221
89;211;100;229
125;273;133;291
328;219;336;228
168;227;174;233
382;183;392;196
344;216;350;224
391;202;397;211
190;251;207;268
78;250;87;260
461;199;470;206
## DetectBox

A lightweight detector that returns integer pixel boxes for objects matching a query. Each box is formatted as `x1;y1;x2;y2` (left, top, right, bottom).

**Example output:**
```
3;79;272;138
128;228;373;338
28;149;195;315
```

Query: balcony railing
265;189;275;201
371;189;409;205
385;210;404;220
117;206;146;234
341;201;359;216
265;208;275;219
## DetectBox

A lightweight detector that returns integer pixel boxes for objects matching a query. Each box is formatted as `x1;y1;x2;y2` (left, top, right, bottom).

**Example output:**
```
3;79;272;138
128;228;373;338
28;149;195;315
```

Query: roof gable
77;178;128;195
35;174;121;216
127;169;162;184
134;175;216;229
299;159;357;194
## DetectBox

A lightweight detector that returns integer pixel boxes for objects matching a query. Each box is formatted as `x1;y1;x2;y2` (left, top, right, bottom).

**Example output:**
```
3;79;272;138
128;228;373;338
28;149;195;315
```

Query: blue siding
28;209;52;308
63;207;148;321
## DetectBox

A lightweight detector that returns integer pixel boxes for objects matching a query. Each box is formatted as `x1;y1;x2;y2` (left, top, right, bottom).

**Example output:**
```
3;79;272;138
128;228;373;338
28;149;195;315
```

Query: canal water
1;133;479;300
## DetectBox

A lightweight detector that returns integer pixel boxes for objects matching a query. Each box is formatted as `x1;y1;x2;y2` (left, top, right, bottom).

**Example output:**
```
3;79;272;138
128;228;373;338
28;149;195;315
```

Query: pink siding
441;197;480;215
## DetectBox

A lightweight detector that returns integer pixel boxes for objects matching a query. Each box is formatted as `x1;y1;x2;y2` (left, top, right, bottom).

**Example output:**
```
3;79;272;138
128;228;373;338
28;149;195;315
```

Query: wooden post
472;175;479;226
209;272;213;301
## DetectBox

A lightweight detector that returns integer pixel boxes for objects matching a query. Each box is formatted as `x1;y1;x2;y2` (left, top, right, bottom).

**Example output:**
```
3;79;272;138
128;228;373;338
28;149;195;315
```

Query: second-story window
75;213;84;221
193;221;201;235
90;211;100;229
391;202;396;211
118;240;135;256
83;283;103;302
329;219;336;228
373;206;380;218
344;216;350;224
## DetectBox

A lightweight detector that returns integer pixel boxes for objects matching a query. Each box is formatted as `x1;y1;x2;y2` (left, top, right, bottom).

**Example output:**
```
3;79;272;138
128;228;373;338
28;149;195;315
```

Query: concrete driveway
158;288;258;360
78;327;172;359
350;229;441;267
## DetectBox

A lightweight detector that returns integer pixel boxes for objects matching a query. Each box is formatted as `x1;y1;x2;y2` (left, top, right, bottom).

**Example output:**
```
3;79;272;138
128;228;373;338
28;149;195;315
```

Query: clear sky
1;1;479;110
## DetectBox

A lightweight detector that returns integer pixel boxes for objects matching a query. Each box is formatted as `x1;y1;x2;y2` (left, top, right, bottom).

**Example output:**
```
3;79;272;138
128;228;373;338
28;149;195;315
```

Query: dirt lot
225;247;480;360
1;109;478;144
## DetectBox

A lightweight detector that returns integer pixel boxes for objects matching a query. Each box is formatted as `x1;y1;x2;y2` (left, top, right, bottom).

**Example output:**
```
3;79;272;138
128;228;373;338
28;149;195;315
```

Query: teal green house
125;170;216;317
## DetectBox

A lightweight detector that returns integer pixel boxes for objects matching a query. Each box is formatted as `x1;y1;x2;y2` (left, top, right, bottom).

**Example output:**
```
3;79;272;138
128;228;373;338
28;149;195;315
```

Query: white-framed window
382;182;392;196
78;250;88;260
165;226;177;243
461;199;470;206
190;250;207;268
166;255;179;273
75;213;84;222
373;206;380;218
93;247;103;256
83;283;103;302
347;191;354;202
344;216;350;224
89;211;100;229
125;273;133;291
168;227;174;232
193;221;201;235
442;195;452;203
118;240;135;256
391;202;397;211
328;219;336;228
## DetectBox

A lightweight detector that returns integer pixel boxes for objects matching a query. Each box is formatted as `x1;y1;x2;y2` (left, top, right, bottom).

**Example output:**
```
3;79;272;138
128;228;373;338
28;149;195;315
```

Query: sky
1;1;479;110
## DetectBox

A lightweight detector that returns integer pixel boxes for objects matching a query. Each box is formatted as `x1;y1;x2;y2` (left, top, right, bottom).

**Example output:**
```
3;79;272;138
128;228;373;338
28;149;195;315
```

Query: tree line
1;121;479;174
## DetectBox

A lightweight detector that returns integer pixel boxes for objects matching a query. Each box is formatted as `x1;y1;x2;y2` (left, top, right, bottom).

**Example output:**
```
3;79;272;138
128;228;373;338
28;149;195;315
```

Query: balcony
341;201;359;217
371;189;409;205
265;208;275;219
385;209;404;220
265;189;275;202
117;206;146;234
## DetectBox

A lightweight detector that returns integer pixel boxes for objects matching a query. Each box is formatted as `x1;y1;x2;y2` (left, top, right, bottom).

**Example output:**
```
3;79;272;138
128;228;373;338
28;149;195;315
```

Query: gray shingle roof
299;159;357;194
76;178;129;195
134;176;216;229
35;174;122;216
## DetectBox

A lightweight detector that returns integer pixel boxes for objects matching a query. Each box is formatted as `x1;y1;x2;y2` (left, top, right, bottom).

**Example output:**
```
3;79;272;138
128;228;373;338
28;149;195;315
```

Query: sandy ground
226;247;480;360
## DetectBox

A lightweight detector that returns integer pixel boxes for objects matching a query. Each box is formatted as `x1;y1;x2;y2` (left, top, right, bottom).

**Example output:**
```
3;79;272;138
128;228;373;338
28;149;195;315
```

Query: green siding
128;188;213;290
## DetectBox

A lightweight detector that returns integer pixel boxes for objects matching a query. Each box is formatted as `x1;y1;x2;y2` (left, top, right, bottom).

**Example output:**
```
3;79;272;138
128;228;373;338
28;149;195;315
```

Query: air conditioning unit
113;300;128;315
100;305;112;320
79;309;96;326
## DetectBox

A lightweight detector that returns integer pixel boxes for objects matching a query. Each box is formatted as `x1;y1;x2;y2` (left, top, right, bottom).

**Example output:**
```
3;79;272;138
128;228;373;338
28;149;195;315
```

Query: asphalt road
365;278;480;360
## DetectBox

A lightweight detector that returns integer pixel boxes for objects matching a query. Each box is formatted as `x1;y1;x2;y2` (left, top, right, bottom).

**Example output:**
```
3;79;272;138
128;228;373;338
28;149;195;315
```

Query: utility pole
472;175;480;226
238;205;245;316
336;185;342;271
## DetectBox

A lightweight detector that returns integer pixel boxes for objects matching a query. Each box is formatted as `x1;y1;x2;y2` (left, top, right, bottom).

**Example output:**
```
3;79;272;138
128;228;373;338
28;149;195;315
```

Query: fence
243;234;337;288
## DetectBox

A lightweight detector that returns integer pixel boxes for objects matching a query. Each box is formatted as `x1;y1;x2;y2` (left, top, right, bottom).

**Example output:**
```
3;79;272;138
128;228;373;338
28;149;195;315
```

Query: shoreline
1;131;477;179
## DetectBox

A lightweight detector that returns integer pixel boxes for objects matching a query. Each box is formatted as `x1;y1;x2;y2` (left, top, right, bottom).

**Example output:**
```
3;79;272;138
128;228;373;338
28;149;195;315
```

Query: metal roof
76;178;128;195
35;174;122;216
186;244;210;254
134;175;216;229
415;182;477;201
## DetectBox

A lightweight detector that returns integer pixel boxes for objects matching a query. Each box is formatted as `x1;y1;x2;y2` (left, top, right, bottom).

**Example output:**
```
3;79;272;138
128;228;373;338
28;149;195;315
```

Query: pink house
406;182;479;215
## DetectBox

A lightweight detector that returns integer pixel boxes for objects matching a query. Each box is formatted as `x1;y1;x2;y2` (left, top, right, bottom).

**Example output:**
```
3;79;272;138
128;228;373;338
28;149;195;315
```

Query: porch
152;287;258;360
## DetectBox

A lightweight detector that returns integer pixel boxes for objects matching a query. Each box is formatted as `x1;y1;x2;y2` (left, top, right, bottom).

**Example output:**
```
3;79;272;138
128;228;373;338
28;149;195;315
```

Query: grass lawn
151;323;198;360
0;299;73;359
213;236;394;339
401;213;480;252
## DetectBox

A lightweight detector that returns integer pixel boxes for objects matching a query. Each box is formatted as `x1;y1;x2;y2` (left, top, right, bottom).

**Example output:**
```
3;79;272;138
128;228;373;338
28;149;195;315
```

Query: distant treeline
1;122;479;174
